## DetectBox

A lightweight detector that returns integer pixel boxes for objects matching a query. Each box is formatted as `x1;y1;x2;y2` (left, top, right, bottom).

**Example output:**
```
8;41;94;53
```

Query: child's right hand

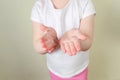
39;25;59;53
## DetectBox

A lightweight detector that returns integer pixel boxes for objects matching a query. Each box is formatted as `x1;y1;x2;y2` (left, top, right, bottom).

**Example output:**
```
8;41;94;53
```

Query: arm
32;22;47;54
60;14;95;56
79;14;95;51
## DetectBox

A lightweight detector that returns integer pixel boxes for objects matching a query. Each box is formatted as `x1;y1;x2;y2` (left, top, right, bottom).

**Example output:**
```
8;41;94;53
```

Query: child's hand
39;25;59;53
60;28;87;56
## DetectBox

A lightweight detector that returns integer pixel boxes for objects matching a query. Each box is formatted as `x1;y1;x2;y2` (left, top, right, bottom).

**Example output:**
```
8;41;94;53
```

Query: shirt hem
82;11;96;19
48;62;89;78
30;18;42;24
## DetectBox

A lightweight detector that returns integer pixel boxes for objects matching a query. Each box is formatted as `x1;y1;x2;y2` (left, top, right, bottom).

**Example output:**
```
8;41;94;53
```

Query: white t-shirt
31;0;96;78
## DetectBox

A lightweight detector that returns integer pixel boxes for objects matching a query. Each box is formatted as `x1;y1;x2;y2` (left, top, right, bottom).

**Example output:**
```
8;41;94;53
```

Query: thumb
40;24;48;32
76;32;87;41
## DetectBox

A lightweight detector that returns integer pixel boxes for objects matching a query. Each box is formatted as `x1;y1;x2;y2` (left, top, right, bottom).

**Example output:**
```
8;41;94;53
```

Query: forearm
79;15;95;51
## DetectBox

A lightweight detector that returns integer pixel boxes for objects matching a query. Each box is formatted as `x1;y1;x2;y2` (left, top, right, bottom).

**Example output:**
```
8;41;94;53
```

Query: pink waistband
49;67;88;80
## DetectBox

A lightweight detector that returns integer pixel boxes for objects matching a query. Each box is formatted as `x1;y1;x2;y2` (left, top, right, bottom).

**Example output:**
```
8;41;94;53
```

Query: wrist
79;37;93;51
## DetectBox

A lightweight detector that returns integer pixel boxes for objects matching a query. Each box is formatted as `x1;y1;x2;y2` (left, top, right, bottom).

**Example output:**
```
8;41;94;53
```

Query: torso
36;0;89;78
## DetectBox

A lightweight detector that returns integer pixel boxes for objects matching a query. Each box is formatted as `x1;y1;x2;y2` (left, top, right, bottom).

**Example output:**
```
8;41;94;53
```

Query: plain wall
0;0;120;80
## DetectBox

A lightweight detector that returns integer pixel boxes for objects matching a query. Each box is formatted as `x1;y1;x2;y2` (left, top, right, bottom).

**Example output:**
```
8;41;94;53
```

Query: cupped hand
39;25;59;53
60;28;87;56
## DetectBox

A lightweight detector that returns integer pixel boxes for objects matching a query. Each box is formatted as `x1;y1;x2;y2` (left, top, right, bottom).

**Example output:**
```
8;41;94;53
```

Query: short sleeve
81;0;96;19
30;1;43;23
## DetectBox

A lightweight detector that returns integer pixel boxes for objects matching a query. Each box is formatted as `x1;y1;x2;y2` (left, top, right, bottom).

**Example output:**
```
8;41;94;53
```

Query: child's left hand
60;28;87;56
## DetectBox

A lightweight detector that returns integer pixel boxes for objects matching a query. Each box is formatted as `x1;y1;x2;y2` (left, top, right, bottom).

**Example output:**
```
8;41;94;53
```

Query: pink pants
49;67;88;80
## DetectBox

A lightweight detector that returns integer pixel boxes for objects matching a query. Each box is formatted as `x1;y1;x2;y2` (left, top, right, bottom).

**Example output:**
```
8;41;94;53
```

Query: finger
48;47;55;53
41;41;48;50
53;38;59;49
45;37;58;51
69;42;76;55
44;40;57;53
40;25;48;32
44;40;53;50
61;43;66;53
64;42;72;56
42;34;58;50
48;40;59;53
40;39;47;51
40;37;50;50
54;37;59;45
74;39;81;52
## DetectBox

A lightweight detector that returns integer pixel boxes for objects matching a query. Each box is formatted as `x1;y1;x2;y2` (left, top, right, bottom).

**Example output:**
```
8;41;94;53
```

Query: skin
32;23;59;54
32;0;95;56
59;29;87;56
60;14;95;56
51;0;70;9
39;25;59;53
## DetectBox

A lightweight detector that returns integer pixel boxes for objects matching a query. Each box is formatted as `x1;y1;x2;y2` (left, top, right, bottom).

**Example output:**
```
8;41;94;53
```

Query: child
31;0;96;80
